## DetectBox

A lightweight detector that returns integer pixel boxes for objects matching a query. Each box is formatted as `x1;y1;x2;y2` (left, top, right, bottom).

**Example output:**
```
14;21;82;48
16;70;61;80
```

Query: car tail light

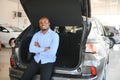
90;66;97;77
10;57;15;68
86;44;96;54
82;66;97;78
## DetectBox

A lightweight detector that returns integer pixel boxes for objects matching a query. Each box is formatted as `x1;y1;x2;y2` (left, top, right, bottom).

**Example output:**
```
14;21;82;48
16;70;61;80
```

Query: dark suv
9;0;110;80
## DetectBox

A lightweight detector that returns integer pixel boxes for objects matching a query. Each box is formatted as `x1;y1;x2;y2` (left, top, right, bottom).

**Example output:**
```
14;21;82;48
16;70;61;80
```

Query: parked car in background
105;26;119;35
0;25;23;48
104;26;120;48
9;0;110;80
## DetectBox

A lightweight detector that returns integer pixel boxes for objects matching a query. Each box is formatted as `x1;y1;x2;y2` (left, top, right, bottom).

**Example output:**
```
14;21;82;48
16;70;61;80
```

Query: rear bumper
9;68;23;80
9;68;97;80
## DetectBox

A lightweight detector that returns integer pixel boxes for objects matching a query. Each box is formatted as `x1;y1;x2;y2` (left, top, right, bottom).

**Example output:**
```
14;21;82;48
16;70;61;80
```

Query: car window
0;26;4;31
0;26;9;33
0;26;2;31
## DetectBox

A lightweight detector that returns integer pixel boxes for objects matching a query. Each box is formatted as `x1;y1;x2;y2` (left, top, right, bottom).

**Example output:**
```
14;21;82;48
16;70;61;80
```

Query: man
21;17;59;80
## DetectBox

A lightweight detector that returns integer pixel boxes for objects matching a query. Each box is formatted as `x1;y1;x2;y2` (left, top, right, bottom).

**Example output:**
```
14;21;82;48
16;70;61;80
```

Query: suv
9;0;110;80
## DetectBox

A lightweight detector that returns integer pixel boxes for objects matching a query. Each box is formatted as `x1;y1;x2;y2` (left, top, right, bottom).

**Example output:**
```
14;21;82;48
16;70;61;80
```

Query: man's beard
41;28;48;31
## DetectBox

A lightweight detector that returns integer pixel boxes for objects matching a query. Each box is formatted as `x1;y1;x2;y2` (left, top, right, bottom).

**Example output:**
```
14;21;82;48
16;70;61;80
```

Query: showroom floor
0;48;11;80
0;45;120;80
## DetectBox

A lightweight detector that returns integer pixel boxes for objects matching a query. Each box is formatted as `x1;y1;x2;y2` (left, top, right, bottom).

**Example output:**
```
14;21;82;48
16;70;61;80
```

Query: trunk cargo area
19;26;83;69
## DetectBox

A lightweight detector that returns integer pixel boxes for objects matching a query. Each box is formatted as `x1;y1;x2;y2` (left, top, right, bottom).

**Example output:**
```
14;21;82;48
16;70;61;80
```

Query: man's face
39;18;50;30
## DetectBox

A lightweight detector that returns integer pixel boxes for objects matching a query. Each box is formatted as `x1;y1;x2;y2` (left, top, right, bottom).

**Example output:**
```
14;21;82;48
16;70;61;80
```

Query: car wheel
9;38;15;47
109;38;115;48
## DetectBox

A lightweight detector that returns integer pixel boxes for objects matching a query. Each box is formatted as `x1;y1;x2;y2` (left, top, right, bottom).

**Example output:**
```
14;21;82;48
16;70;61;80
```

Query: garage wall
91;0;120;15
0;0;18;26
0;0;30;30
91;0;120;28
0;0;120;29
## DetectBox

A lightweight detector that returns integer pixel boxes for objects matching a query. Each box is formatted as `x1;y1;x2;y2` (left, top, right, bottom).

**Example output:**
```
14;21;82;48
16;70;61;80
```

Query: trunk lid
20;0;91;27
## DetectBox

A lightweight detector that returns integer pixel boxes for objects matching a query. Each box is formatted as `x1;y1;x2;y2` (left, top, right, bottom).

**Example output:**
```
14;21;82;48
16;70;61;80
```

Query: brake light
86;44;96;54
10;58;14;68
90;66;97;77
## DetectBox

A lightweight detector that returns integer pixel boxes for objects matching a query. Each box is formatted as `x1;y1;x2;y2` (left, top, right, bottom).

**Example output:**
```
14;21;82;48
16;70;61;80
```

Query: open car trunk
17;0;91;69
18;26;83;68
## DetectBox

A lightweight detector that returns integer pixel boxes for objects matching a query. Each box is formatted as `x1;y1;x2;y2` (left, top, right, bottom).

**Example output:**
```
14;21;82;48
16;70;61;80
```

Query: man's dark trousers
21;59;54;80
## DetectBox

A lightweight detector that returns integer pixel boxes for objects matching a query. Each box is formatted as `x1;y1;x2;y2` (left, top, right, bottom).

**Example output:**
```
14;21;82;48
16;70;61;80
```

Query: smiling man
21;17;59;80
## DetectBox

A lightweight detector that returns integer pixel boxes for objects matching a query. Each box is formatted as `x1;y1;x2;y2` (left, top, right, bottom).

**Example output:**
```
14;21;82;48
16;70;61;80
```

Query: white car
0;26;22;48
109;34;120;48
105;26;120;48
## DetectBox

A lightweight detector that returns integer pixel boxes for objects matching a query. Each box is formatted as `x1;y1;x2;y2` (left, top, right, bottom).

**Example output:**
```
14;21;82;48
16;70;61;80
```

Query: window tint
0;26;9;32
0;26;2;31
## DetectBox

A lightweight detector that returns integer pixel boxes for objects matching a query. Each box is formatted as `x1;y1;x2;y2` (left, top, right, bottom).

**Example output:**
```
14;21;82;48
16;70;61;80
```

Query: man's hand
44;47;50;51
34;42;40;47
34;42;50;51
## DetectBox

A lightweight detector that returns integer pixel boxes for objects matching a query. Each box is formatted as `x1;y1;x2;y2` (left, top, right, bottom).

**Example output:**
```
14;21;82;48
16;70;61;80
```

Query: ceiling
91;0;120;15
9;0;120;15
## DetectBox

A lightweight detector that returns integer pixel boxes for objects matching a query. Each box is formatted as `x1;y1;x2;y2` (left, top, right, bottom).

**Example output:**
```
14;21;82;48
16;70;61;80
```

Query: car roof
20;0;91;27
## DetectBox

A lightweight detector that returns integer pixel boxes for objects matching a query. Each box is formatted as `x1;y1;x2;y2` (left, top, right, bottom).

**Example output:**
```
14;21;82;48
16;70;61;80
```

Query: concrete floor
0;45;120;80
0;48;11;80
107;44;120;80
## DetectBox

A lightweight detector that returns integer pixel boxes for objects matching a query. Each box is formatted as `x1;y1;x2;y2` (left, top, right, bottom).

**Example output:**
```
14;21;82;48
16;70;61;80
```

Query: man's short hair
39;16;49;21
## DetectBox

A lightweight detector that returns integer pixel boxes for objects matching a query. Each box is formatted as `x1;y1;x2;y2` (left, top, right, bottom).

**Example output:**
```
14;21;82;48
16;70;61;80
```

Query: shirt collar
40;28;52;34
47;28;52;33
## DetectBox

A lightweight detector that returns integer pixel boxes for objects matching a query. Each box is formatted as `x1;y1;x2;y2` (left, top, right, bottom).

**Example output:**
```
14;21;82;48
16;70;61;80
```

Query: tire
9;38;15;47
109;38;115;48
